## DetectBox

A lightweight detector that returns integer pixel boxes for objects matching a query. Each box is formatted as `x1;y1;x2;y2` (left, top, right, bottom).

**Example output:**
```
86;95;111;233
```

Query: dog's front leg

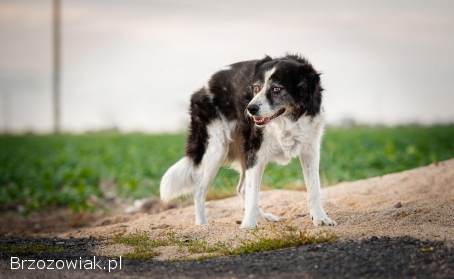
299;144;336;226
240;162;266;229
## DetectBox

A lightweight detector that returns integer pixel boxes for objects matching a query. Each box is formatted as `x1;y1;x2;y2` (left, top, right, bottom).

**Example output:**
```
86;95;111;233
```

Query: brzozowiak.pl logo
10;256;122;272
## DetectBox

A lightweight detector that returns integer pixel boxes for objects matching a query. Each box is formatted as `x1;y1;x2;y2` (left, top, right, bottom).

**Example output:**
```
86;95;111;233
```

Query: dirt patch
2;159;454;260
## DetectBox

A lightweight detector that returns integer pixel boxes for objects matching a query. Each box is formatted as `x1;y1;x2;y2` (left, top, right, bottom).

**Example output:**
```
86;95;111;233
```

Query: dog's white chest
262;116;322;165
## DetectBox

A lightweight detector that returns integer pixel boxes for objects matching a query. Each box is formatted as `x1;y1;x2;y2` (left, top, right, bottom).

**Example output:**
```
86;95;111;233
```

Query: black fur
185;88;217;165
185;54;322;168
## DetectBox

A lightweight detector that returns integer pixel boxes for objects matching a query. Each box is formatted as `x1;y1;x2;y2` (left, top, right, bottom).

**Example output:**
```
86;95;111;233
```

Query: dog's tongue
254;116;270;125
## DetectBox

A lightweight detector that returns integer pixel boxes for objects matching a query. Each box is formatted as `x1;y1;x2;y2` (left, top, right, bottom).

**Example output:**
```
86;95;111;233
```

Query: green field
1;125;454;212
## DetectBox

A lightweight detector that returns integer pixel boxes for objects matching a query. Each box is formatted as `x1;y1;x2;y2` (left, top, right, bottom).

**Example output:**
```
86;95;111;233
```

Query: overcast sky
1;0;453;132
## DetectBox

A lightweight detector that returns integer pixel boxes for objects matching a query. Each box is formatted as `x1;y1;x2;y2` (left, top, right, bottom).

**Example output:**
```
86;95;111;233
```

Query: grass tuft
112;227;336;261
123;247;160;260
113;232;168;248
112;231;172;260
229;230;337;255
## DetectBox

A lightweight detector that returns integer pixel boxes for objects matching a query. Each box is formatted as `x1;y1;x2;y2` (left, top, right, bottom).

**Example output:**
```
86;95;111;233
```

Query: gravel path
1;236;452;278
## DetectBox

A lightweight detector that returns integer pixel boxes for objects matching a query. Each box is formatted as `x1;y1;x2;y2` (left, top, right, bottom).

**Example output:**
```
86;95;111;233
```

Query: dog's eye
271;86;282;93
252;84;261;94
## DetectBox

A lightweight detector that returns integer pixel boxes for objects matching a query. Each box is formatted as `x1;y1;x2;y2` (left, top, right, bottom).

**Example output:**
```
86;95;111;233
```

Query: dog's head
246;55;322;126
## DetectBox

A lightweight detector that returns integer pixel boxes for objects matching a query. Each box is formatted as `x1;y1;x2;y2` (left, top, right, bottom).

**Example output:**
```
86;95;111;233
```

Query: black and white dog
160;54;336;229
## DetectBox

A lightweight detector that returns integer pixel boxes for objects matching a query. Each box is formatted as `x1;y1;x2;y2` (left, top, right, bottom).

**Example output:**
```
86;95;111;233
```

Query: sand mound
60;159;453;251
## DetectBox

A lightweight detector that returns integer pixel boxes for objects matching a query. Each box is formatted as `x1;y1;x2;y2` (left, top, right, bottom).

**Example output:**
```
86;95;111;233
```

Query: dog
160;54;336;229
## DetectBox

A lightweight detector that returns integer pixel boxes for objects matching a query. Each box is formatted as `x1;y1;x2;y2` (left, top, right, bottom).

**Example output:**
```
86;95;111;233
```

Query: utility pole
1;91;9;134
52;0;61;133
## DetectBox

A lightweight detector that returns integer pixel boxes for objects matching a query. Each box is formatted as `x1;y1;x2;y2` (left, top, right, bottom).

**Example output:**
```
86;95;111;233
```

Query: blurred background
1;0;454;213
1;0;454;133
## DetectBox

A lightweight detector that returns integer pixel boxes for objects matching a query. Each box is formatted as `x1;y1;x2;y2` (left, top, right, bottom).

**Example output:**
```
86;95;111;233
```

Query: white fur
240;162;265;228
160;157;196;202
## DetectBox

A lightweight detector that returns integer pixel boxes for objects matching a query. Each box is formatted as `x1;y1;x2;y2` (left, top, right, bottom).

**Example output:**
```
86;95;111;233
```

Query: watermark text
10;256;122;272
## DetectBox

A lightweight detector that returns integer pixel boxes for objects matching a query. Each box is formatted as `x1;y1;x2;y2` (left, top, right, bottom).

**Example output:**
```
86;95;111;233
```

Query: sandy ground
2;159;453;260
59;159;454;259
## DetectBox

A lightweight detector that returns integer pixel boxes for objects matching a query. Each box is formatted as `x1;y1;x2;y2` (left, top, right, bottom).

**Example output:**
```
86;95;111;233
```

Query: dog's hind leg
193;120;229;225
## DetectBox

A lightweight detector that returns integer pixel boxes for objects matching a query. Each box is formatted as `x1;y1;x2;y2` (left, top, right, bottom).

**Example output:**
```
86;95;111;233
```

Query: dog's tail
160;157;197;202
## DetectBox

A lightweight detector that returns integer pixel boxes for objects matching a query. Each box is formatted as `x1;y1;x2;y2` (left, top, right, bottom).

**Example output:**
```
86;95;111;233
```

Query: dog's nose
247;104;260;115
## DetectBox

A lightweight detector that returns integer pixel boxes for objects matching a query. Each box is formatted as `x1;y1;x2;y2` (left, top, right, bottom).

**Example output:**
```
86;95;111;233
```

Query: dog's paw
260;211;284;222
310;208;337;226
240;218;257;229
240;222;257;229
310;214;337;226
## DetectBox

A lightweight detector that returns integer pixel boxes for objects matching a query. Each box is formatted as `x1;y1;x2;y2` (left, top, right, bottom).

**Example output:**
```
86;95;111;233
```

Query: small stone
235;220;241;224
393;202;402;208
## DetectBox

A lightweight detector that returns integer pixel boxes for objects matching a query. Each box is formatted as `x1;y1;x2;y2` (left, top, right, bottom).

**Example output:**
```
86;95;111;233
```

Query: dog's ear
254;55;272;74
297;65;323;116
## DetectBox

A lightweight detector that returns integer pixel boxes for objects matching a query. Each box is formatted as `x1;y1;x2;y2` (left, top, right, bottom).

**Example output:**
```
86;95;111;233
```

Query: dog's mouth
252;108;286;126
